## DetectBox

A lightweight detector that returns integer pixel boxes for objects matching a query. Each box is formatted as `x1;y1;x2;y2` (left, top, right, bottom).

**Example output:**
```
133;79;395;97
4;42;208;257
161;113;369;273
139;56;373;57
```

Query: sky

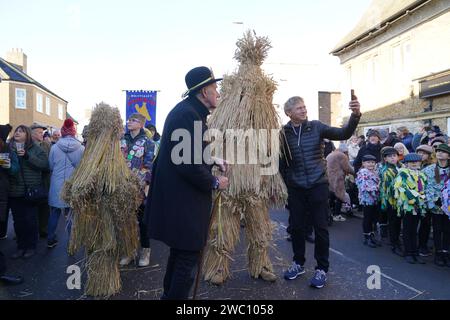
0;0;372;132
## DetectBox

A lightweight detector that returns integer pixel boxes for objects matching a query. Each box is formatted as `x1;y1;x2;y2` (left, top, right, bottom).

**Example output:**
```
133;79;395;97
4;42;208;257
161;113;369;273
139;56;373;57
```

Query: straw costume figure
203;31;287;285
61;103;141;297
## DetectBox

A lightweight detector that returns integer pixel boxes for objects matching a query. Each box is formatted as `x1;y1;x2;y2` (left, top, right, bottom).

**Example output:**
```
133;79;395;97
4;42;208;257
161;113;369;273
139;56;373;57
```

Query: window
403;41;412;81
45;97;51;115
58;104;64;120
36;93;43;113
392;44;402;81
15;88;26;109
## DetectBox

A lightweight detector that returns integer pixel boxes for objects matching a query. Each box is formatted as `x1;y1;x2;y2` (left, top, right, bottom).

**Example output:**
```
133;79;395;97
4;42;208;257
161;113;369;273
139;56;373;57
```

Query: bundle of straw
208;30;287;206
61;102;141;297
203;31;287;283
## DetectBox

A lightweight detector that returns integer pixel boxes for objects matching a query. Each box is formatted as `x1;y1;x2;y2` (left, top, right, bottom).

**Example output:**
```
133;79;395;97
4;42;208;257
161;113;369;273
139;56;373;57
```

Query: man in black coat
279;96;361;289
144;66;229;300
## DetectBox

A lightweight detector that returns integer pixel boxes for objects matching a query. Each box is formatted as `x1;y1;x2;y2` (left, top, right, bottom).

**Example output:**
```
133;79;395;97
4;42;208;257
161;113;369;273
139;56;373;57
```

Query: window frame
15;88;26;109
45;97;51;115
58;104;64;120
36;93;43;113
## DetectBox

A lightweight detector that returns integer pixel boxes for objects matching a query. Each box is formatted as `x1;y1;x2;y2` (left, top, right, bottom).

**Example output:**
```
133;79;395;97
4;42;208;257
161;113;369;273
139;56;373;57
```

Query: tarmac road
0;208;449;300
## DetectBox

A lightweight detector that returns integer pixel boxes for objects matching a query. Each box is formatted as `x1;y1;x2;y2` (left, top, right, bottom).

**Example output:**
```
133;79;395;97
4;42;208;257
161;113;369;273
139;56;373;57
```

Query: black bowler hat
182;66;222;98
381;146;398;158
362;154;377;162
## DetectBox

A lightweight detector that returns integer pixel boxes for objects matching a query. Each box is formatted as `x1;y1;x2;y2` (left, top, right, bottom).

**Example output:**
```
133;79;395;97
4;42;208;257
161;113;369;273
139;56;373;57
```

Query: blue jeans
47;207;72;242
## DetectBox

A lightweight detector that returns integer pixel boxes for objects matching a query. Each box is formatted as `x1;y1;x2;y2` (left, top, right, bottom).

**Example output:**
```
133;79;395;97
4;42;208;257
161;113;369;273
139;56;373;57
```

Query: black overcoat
144;96;215;251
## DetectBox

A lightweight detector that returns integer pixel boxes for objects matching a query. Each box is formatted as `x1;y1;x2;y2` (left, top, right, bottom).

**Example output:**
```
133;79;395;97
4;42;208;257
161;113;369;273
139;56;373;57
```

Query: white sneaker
119;256;133;266
138;248;151;267
333;214;346;222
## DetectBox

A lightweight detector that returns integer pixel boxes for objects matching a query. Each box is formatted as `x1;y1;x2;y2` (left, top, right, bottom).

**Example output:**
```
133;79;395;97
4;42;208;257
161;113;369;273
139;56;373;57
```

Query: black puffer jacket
353;142;382;173
280;114;360;189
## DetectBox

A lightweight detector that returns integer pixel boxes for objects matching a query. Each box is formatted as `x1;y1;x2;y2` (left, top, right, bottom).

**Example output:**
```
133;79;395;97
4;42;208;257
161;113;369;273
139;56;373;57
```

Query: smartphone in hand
350;89;357;101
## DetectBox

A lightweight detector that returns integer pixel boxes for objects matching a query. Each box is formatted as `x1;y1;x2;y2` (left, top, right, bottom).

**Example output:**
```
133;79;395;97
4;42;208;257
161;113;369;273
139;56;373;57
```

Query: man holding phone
279;93;361;288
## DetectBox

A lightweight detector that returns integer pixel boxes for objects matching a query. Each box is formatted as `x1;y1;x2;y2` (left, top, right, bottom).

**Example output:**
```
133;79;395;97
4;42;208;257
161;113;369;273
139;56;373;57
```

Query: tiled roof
0;57;67;103
331;0;427;54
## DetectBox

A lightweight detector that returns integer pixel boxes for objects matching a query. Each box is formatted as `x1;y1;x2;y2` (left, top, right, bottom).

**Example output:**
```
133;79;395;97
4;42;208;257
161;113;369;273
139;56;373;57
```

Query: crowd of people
1;65;449;299
317;124;450;267
0;115;161;286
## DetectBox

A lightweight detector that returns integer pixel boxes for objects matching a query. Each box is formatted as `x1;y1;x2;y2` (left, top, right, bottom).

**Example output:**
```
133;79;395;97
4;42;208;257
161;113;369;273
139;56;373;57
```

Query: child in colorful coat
394;153;428;264
120;113;155;267
379;147;402;255
430;144;450;267
417;144;436;257
356;154;380;248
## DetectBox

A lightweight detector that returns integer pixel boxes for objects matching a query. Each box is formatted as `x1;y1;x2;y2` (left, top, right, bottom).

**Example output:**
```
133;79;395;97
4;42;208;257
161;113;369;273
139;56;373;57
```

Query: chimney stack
6;48;28;74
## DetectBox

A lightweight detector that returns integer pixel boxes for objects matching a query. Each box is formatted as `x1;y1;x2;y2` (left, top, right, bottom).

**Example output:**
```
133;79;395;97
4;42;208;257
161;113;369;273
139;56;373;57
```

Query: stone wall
346;94;450;135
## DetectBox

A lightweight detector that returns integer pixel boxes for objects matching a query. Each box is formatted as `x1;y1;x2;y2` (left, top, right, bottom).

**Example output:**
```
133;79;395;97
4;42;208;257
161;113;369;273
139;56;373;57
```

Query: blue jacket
280;114;360;189
402;133;414;153
48;136;84;208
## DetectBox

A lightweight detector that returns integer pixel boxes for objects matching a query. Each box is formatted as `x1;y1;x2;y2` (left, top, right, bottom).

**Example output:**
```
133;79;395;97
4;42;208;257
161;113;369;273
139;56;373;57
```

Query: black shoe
442;253;450;268
405;255;416;264
364;236;377;248
369;233;382;247
418;247;432;257
306;234;315;243
445;257;450;268
0;275;24;286
413;255;426;264
379;225;388;239
392;245;404;257
23;249;36;259
11;249;25;259
434;253;446;267
47;239;58;248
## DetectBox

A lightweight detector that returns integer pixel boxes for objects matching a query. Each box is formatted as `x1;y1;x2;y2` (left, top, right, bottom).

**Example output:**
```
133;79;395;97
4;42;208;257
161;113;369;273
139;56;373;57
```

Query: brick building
0;49;68;133
331;0;450;135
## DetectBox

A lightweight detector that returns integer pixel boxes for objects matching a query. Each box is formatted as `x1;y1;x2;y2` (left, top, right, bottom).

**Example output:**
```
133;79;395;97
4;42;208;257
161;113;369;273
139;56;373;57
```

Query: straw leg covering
203;194;275;283
245;201;274;278
203;196;241;283
85;250;121;298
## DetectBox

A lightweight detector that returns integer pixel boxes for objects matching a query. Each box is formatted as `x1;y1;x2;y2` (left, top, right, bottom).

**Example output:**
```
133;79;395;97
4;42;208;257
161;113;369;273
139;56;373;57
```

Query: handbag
19;161;48;203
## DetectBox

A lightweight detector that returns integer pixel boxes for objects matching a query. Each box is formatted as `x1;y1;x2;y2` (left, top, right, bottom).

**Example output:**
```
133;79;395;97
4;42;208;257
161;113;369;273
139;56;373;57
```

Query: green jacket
36;140;51;191
9;142;49;198
380;163;399;211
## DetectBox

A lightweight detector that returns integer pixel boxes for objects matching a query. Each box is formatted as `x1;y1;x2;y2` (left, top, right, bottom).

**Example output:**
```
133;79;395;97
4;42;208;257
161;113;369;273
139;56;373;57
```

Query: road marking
277;220;424;296
330;248;423;295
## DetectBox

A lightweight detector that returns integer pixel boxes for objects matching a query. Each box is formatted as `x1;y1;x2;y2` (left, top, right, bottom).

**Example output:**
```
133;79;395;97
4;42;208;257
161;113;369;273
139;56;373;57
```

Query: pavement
0;208;449;300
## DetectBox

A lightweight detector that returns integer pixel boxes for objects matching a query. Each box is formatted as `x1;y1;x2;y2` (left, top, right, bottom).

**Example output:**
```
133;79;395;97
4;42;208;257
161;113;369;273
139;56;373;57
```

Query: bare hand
217;176;229;190
349;99;361;116
17;149;25;157
212;157;229;174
